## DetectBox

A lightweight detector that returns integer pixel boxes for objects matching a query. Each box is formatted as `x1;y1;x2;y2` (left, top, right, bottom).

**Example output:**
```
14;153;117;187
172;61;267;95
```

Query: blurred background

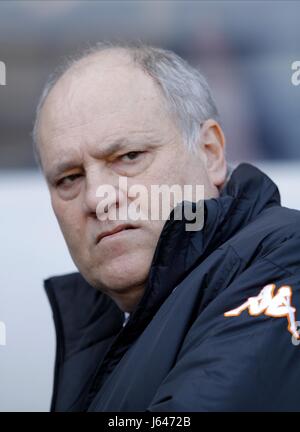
0;0;300;411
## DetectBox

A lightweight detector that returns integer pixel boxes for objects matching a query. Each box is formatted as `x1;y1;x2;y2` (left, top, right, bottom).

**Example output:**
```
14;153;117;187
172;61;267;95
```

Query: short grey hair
32;40;221;167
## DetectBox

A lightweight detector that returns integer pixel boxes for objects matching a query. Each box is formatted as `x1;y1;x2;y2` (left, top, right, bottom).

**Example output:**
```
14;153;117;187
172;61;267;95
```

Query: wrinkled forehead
37;52;170;151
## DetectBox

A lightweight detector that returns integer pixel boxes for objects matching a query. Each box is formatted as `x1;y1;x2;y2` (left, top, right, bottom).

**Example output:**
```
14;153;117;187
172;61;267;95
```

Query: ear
200;119;227;187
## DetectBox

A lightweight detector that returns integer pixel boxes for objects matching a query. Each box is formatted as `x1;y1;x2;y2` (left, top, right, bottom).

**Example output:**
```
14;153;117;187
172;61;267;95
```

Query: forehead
38;52;171;151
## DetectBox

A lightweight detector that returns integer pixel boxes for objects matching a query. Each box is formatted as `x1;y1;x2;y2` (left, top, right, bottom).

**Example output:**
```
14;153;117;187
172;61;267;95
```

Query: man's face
37;51;223;311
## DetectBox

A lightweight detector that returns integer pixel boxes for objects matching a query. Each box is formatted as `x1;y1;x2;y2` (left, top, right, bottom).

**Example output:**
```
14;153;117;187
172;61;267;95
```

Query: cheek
157;153;191;185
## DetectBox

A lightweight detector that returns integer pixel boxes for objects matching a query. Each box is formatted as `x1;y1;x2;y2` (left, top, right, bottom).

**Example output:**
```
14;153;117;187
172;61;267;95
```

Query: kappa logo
224;284;300;339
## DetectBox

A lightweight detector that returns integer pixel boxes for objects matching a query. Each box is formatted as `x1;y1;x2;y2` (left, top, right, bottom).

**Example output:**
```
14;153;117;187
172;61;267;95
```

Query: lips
96;224;137;244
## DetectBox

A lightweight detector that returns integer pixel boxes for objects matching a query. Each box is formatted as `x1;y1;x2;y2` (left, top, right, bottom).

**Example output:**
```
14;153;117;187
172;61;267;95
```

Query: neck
109;283;146;313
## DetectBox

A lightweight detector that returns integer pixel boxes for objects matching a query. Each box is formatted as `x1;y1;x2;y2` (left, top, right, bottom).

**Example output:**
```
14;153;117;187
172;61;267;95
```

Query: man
33;42;300;411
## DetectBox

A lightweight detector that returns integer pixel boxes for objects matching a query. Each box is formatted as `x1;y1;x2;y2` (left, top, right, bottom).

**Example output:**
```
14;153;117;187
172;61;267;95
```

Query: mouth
96;224;137;244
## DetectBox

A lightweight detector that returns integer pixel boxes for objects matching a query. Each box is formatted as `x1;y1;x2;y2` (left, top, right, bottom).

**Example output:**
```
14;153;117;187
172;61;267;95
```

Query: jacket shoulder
227;205;300;271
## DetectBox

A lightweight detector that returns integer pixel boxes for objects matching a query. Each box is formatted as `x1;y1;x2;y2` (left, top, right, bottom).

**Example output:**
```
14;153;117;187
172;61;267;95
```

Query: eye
56;173;82;187
119;151;143;162
111;150;151;176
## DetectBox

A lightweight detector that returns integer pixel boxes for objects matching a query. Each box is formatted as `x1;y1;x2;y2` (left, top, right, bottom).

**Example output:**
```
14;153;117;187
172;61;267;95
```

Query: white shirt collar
123;312;130;327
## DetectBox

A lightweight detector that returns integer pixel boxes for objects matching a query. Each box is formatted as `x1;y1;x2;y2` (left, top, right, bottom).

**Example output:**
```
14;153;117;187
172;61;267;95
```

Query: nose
82;167;115;217
83;168;127;221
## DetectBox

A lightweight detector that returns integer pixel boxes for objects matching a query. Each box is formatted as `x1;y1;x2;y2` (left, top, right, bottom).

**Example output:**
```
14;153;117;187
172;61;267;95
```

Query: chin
87;250;152;293
102;261;149;291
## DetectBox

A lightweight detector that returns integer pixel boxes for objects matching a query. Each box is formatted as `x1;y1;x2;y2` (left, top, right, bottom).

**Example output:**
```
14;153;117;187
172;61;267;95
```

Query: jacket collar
45;163;281;359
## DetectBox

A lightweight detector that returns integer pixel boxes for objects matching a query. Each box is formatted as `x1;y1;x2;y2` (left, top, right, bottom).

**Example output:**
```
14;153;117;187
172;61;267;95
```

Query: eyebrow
46;136;159;182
